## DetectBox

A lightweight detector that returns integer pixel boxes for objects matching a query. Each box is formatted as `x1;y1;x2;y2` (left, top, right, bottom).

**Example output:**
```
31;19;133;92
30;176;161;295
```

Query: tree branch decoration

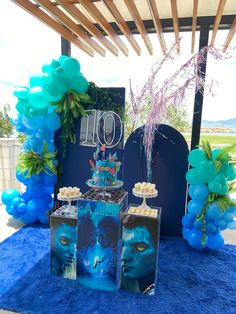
129;40;228;180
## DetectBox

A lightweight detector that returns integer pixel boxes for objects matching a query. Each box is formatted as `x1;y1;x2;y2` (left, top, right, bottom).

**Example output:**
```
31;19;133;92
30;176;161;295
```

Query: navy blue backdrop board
123;124;189;237
1;225;236;314
54;87;125;194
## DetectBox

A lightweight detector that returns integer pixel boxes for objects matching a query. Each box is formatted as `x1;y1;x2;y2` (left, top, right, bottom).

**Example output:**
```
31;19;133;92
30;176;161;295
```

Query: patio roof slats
10;0;236;56
35;0;105;56
210;0;227;46
223;15;236;52
146;0;166;54
56;0;119;56
78;0;129;56
170;0;180;54
11;0;94;56
123;0;153;55
102;0;141;56
191;0;198;54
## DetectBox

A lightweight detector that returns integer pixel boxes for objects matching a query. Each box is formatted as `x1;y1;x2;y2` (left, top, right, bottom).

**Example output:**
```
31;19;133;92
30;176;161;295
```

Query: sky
0;1;236;122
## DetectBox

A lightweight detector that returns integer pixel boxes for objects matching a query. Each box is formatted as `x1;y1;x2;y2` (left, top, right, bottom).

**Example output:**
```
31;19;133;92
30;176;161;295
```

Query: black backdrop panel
54;88;125;193
123;124;189;237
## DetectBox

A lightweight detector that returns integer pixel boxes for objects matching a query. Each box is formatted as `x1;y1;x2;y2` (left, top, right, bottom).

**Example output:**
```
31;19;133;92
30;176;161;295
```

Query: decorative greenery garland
51;81;124;159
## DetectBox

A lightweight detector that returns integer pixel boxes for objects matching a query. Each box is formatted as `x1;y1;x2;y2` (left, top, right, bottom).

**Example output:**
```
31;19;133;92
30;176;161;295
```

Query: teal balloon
16;100;27;114
13;87;29;99
208;181;221;193
53;66;66;78
59;55;69;63
50;60;61;70
188;149;206;167
29;74;43;87
199;161;217;183
207;233;224;250
218;184;229;195
212;148;222;160
42;63;53;73
70;74;88;93
28;86;48;109
186;169;203;184
2;189;20;206
62;57;80;77
214;174;226;184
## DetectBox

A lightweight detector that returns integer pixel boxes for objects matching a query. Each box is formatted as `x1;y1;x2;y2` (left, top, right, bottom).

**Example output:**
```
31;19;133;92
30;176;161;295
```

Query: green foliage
17;141;57;177
17;132;26;144
201;140;213;161
162;104;190;131
0;104;14;137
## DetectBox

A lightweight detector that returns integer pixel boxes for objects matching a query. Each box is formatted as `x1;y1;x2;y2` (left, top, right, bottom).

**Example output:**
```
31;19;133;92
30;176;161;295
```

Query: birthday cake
89;144;121;187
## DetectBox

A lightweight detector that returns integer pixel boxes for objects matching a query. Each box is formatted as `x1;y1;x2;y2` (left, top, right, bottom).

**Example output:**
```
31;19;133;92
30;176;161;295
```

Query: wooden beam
123;0;153;55
191;0;198;54
10;0;94;56
210;0;227;46
78;0;129;56
146;0;166;54
223;16;236;52
170;0;180;53
102;0;141;55
35;0;105;56
56;0;119;56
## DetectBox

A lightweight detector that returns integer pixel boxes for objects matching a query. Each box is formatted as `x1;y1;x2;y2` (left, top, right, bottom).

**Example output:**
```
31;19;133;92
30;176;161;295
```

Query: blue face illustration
53;224;77;267
121;226;157;281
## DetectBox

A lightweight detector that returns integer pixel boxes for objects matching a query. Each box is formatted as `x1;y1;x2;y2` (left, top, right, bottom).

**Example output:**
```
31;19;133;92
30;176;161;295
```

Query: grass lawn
183;134;236;155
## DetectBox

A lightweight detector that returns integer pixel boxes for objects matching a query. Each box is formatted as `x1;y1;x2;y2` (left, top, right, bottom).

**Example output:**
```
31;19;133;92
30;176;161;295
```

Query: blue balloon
206;203;224;220
20;212;37;224
187;199;204;214
22;115;43;130
42;193;53;204
182;227;191;240
206;222;217;234
12;197;21;207
2;189;20;206
207;233;224;250
44;112;61;131
182;213;195;229
38;211;49;224
193;220;202;229
17;203;27;213
216;218;228;230
189;184;209;202
6;205;14;215
187;229;207;249
43;174;57;187
27;198;46;216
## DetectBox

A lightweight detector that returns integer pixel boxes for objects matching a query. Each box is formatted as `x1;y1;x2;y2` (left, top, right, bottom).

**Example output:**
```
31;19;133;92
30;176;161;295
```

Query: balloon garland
1;56;89;224
183;141;236;250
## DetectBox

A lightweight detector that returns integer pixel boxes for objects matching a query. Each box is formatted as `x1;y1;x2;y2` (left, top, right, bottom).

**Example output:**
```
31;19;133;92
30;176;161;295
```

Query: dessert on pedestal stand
57;187;82;216
131;182;158;215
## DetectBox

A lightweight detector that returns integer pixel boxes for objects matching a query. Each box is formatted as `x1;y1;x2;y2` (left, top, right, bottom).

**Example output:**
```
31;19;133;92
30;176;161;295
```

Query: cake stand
132;188;158;210
86;179;123;198
57;193;82;215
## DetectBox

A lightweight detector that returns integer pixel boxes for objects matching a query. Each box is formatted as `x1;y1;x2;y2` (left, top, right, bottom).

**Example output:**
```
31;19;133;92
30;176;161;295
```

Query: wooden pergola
10;0;236;57
9;0;236;149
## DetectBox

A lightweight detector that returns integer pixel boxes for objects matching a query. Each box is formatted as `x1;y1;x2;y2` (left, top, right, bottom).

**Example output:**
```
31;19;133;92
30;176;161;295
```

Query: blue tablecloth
0;225;235;314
